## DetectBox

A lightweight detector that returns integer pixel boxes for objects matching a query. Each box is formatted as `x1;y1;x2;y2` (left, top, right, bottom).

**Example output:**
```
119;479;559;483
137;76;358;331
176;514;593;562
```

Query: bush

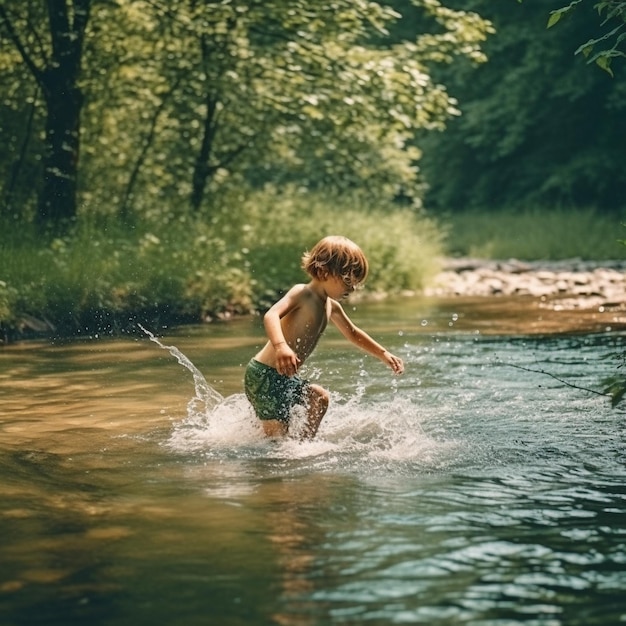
236;187;443;302
0;190;443;337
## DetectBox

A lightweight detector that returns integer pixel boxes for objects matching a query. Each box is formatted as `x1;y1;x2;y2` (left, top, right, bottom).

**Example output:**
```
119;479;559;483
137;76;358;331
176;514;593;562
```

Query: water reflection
257;477;331;626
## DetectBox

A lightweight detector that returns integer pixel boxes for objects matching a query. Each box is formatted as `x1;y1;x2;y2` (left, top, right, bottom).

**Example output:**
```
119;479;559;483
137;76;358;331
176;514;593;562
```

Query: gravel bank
425;258;626;310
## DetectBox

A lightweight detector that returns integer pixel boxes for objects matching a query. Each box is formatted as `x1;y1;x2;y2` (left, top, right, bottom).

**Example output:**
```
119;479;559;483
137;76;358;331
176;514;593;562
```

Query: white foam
167;389;455;473
141;326;454;471
168;393;265;452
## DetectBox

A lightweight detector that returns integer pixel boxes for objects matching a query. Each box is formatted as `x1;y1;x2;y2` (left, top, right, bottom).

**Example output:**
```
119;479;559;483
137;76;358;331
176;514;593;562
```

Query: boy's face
324;273;361;300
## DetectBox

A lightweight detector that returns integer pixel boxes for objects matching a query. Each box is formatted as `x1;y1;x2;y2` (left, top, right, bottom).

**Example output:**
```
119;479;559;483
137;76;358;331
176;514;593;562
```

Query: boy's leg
301;384;329;440
261;419;289;438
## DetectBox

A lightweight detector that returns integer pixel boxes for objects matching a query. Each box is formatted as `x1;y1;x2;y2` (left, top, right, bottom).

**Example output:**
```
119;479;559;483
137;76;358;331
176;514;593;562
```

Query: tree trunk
3;88;39;213
37;79;83;228
190;94;218;212
35;0;91;231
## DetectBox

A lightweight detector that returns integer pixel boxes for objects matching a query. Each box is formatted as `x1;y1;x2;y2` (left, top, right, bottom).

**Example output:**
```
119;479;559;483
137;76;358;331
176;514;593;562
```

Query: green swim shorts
244;359;309;423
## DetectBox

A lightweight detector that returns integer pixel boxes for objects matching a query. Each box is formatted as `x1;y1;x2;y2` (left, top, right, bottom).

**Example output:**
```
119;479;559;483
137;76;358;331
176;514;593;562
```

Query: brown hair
301;236;369;285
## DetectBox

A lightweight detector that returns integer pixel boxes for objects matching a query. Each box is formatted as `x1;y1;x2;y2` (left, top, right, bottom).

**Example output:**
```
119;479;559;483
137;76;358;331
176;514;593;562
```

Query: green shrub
0;280;18;327
5;201;625;339
235;187;444;301
0;190;444;336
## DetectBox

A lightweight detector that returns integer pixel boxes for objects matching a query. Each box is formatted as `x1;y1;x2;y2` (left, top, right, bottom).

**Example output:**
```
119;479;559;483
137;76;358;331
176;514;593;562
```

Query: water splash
139;325;453;472
139;324;264;451
139;324;223;415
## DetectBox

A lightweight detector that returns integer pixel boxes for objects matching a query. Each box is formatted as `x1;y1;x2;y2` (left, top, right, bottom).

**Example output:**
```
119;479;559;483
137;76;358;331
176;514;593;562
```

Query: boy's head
302;236;369;287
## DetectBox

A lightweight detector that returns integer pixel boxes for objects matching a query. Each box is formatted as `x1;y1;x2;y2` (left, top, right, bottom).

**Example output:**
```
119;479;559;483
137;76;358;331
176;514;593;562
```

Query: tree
418;0;626;212
85;0;493;215
1;1;493;226
0;0;91;230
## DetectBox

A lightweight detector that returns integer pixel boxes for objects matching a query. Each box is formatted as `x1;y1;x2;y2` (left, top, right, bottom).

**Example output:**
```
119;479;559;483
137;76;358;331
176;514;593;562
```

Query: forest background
0;0;625;338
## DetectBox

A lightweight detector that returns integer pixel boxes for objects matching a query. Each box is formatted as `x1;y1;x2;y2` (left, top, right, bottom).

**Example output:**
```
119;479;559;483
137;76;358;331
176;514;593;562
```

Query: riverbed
1;295;625;625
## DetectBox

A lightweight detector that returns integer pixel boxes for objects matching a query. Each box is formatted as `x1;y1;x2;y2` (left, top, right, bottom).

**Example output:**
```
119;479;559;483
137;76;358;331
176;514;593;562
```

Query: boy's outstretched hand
383;351;404;375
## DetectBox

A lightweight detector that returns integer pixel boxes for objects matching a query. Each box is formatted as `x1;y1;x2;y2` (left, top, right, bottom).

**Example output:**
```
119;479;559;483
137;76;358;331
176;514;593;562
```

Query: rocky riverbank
425;258;626;311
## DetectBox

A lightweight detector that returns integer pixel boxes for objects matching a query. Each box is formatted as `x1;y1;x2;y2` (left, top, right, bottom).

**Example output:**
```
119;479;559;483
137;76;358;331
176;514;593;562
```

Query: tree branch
500;361;611;398
0;4;44;84
120;78;182;219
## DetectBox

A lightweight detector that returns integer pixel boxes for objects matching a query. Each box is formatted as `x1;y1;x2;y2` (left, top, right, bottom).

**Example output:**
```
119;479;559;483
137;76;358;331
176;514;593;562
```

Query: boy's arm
263;285;303;376
329;300;404;375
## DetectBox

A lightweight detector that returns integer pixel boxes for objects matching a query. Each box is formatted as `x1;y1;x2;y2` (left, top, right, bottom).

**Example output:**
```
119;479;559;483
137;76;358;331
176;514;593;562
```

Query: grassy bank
2;201;624;341
445;208;626;260
0;190;442;340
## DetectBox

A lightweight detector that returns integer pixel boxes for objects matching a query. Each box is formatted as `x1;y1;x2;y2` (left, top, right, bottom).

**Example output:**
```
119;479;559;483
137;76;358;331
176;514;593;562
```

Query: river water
1;296;625;626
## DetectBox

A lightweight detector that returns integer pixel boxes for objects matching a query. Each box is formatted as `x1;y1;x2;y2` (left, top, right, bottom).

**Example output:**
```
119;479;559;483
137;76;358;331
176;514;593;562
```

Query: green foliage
601;343;626;407
234;187;444;303
444;207;626;260
603;375;626;407
546;0;584;28
420;0;626;213
0;280;17;330
0;190;443;338
0;0;493;229
546;0;626;75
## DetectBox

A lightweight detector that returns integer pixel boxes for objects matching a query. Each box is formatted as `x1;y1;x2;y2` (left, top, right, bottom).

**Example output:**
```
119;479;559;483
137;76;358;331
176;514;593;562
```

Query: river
1;295;625;626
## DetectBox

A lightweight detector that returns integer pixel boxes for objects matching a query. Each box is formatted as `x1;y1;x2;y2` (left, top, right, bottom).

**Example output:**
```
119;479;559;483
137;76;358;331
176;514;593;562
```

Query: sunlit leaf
547;12;563;28
595;54;614;76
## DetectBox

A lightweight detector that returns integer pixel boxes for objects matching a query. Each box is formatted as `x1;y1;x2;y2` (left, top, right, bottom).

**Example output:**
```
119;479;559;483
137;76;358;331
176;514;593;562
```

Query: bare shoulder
329;297;347;316
329;297;354;326
282;284;329;324
264;283;307;319
282;283;310;303
274;283;308;304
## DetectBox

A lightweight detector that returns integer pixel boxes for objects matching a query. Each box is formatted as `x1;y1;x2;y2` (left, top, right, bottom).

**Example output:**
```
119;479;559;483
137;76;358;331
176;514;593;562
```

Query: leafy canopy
0;0;493;223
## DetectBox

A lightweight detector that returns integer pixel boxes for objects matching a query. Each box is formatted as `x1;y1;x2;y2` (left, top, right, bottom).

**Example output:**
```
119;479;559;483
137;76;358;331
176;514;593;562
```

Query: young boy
244;235;404;439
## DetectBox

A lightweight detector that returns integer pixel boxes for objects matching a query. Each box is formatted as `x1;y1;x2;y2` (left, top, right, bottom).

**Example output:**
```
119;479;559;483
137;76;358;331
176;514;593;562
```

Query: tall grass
236;188;443;306
0;190;442;337
4;199;622;339
445;208;626;260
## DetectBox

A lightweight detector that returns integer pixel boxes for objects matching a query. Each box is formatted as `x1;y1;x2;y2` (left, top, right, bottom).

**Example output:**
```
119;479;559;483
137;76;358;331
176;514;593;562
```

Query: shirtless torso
254;283;330;371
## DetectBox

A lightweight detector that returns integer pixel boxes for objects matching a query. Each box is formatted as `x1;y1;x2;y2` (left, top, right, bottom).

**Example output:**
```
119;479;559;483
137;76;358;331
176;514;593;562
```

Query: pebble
424;258;626;310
